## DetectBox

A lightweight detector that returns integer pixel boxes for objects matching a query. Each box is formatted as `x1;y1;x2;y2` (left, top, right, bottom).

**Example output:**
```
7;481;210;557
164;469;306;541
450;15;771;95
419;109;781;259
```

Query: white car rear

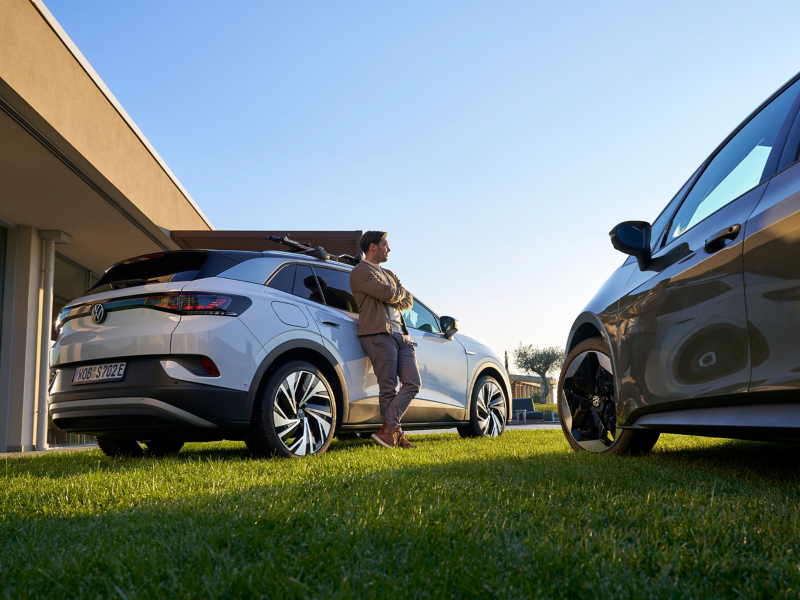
49;249;511;458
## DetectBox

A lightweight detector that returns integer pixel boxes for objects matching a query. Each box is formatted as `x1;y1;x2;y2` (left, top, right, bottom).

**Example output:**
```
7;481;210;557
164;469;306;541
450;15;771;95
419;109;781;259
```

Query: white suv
49;247;511;458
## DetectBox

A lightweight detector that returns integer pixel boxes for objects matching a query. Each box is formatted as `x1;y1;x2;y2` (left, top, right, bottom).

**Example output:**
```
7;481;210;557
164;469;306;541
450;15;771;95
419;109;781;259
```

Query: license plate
72;362;127;384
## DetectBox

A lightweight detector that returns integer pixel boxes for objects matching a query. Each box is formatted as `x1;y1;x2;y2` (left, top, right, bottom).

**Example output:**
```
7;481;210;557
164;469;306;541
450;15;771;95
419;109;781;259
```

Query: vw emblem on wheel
592;395;601;407
91;303;105;324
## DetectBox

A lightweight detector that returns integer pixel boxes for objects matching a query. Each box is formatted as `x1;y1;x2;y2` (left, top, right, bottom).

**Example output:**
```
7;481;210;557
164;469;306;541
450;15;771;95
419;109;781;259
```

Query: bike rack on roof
265;234;361;266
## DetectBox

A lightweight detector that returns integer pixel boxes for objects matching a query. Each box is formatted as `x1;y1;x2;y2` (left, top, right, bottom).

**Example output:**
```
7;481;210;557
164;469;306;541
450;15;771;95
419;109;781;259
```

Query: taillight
199;357;220;377
178;293;233;315
103;293;250;316
57;293;253;328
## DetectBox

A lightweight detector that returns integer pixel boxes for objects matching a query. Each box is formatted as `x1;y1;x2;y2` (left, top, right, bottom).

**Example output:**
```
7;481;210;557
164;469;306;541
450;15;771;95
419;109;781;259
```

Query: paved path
0;444;97;459
0;423;562;458
409;422;561;436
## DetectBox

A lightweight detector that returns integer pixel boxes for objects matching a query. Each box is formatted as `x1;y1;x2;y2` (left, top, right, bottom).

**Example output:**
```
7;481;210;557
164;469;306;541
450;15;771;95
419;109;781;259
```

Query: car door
297;264;381;424
401;299;468;423
617;77;800;418
742;82;800;397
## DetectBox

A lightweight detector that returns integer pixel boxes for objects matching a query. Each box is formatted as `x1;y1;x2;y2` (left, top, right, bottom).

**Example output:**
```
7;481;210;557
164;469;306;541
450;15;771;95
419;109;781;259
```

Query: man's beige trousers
359;332;421;428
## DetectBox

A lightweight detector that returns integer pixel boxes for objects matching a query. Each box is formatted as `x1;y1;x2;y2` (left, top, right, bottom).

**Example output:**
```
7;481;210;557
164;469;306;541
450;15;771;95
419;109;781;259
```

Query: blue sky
46;0;800;365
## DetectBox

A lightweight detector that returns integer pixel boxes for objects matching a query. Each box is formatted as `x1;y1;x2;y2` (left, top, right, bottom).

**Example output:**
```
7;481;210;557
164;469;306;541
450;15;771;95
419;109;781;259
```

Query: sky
45;0;800;369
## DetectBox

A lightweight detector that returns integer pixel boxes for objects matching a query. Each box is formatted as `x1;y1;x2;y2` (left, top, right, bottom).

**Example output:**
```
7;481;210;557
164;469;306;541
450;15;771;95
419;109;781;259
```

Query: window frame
649;167;702;253
403;296;443;335
264;261;298;292
309;264;359;315
776;93;800;173
659;75;800;251
292;263;325;304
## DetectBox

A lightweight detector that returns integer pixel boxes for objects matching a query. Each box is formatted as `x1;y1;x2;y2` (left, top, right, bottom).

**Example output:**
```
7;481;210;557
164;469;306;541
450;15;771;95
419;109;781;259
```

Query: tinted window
402;299;441;334
219;258;290;285
313;267;358;313
293;265;323;303
89;251;209;294
667;79;800;242
267;264;296;294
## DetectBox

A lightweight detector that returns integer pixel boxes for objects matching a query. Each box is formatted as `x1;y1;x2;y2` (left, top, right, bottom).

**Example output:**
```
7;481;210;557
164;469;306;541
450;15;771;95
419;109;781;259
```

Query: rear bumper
48;356;250;437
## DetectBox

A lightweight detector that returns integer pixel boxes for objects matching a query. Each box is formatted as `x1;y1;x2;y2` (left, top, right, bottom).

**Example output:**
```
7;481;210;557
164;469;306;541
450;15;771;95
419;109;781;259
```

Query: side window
650;172;698;252
293;265;323;303
667;79;800;242
217;257;289;285
267;263;296;294
313;267;358;313
402;299;441;334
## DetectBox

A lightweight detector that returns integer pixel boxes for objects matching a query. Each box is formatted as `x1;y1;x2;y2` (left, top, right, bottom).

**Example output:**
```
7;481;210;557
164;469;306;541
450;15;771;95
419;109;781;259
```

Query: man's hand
389;288;414;311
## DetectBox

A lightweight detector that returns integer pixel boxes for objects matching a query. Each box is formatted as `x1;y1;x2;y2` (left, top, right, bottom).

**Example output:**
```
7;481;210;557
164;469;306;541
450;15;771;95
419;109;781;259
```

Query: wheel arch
246;340;348;431
564;312;621;402
468;360;512;418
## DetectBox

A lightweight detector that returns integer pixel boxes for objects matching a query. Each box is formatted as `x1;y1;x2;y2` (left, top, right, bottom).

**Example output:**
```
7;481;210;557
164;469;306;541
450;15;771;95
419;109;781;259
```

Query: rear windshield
88;251;235;294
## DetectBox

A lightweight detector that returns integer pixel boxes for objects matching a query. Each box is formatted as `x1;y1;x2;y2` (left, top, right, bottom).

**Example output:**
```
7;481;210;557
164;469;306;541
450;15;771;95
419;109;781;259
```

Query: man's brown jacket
349;261;414;336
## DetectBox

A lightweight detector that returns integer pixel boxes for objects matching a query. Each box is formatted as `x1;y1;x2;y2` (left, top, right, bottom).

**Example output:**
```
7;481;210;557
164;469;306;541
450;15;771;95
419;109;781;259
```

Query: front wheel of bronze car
458;375;507;438
247;360;337;459
558;337;659;456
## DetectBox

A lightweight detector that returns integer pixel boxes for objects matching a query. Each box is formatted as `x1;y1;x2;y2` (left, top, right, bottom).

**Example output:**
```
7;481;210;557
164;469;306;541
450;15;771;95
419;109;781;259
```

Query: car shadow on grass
3;432;800;600
648;435;800;483
3;430;799;487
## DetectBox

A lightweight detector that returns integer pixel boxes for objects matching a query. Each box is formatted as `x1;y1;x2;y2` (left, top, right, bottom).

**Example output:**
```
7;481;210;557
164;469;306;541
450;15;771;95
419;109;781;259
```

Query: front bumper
48;356;250;437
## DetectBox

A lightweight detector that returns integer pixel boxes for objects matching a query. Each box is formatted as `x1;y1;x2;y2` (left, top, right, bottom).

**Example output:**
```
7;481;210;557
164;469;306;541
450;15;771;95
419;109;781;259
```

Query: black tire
144;439;185;457
96;436;144;458
246;360;337;458
558;337;659;456
457;375;508;438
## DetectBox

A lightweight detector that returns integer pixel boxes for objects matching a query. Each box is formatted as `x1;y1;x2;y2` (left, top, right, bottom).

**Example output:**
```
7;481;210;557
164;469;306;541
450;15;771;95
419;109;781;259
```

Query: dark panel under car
629;403;800;443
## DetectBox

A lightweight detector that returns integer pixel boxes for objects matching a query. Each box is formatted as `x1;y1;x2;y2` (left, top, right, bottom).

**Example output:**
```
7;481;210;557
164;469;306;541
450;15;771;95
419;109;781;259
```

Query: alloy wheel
476;380;506;437
273;370;334;456
561;350;618;452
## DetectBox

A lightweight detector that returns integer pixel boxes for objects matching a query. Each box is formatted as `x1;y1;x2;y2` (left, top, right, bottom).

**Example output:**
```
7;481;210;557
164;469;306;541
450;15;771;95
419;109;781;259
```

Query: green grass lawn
1;430;799;599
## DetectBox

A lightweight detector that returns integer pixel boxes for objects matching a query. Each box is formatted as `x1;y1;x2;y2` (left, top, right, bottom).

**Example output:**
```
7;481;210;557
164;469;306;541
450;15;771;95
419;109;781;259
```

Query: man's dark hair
359;231;387;255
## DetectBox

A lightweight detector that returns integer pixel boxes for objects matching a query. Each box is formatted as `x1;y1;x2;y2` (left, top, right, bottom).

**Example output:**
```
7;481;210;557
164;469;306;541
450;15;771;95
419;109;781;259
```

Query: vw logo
91;303;105;324
592;395;601;407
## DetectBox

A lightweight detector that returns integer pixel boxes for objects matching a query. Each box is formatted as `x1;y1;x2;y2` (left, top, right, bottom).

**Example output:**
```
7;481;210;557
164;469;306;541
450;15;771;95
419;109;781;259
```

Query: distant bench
511;398;558;422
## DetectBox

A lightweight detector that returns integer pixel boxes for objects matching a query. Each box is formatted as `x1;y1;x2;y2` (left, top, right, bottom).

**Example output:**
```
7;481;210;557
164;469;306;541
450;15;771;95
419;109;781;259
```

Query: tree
513;344;564;404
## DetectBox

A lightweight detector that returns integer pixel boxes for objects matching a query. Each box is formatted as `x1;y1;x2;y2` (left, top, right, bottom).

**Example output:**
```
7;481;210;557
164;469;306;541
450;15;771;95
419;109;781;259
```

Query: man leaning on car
350;231;420;450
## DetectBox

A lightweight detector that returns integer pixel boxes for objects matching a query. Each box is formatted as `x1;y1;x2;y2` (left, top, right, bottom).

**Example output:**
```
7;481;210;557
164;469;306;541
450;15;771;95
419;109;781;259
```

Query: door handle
320;320;341;328
704;224;741;252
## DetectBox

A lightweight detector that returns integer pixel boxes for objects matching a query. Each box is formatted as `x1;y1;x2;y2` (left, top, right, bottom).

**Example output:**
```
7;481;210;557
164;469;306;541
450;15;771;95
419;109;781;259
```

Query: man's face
371;238;390;263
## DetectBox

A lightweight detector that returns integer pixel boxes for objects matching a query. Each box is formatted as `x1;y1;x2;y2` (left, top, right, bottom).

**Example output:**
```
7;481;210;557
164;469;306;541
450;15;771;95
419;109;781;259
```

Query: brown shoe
371;422;397;449
394;426;417;450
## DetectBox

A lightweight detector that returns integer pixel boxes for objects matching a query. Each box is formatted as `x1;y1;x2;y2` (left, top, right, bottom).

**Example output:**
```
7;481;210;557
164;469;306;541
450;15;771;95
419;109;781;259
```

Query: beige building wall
0;0;212;233
0;1;217;452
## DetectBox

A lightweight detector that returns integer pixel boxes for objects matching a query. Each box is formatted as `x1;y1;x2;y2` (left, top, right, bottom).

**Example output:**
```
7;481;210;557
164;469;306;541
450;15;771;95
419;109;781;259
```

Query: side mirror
609;221;651;269
440;316;459;339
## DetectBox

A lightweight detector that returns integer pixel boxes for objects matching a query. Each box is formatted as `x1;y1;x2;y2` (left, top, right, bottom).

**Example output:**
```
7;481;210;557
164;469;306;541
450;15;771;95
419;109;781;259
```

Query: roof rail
266;234;361;266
